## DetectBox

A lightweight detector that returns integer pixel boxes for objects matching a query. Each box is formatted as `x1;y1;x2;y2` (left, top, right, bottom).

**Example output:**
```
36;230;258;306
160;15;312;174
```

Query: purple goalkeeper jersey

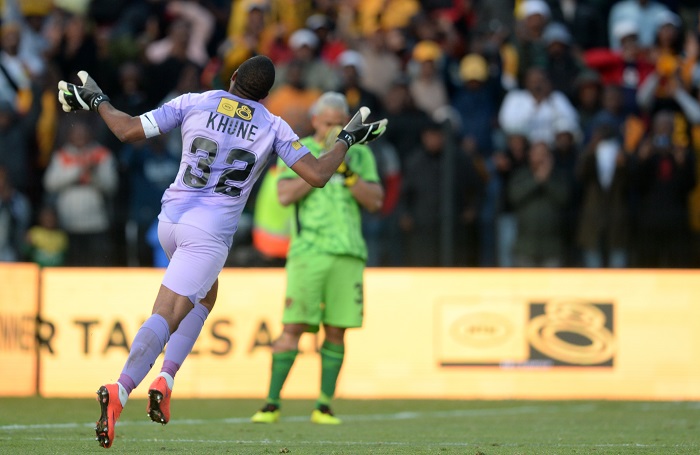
146;90;309;247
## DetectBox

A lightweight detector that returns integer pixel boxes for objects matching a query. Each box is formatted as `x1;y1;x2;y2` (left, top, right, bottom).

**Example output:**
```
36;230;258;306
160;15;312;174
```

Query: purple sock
118;314;170;395
161;303;210;378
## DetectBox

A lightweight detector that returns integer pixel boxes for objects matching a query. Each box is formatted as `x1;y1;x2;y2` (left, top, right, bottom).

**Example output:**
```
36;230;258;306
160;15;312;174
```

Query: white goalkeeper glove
336;107;387;148
58;71;110;112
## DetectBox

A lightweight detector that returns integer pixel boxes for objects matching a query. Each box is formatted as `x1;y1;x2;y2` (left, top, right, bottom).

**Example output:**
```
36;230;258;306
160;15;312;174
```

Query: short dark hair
235;55;275;100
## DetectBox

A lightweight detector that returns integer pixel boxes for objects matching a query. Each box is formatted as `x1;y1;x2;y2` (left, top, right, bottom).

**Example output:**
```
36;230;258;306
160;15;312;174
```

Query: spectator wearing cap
542;22;587;103
336;50;382;117
513;0;551;84
452;53;500;157
608;0;673;51
273;28;339;93
408;40;448;117
584;21;654;116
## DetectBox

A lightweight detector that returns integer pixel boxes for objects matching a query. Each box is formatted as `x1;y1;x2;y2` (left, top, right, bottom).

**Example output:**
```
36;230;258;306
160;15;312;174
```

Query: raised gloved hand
336;107;387;148
58;71;110;112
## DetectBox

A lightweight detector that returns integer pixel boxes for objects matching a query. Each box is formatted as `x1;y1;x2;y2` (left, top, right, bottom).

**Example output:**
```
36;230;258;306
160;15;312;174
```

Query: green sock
317;341;345;408
267;350;298;407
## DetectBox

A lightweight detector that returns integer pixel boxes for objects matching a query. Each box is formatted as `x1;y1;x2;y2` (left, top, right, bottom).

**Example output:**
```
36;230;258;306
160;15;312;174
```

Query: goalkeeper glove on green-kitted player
324;125;359;187
336;107;387;148
58;70;110;112
335;161;359;187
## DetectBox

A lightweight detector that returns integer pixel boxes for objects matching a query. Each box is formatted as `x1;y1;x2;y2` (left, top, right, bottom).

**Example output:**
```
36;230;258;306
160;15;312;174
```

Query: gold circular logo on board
526;300;615;365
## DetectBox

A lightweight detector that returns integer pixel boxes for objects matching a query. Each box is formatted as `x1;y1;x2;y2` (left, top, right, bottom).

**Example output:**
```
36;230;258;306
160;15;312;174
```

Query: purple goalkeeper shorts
158;220;229;304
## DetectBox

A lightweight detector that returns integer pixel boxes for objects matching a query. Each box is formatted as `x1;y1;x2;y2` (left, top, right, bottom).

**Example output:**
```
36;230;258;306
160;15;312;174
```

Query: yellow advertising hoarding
0;263;39;396
40;268;700;400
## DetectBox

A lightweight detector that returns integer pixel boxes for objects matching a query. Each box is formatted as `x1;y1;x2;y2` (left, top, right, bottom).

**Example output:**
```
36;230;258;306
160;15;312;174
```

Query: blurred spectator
144;6;210;106
51;13;98;82
306;13;346;64
3;0;52;78
542;22;587;102
43;119;118;266
573;70;603;142
265;58;322;139
451;53;501;157
508;141;569;267
498;66;579;146
0;165;31;261
273;28;339;93
0;96;40;195
408;40;448;117
493;132;530;267
584;21;655;116
120;136;179;267
335;50;382;118
356;0;421;36
219;2;274;85
633;110;696;267
356;28;403;98
544;0;607;50
513;0;551;84
24;204;68;267
552;116;583;266
608;0;672;51
588;84;643;153
0;22;33;114
399;120;482;266
381;79;432;165
576;127;631;268
251;162;292;267
145;1;214;68
361;135;402;266
637;54;700;130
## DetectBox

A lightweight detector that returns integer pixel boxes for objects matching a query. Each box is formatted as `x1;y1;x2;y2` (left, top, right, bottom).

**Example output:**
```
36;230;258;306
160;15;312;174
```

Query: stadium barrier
0;263;40;396
3;266;700;399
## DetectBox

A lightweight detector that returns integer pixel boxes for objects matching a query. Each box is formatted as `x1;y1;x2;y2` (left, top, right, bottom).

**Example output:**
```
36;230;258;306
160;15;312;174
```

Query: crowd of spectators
2;0;700;269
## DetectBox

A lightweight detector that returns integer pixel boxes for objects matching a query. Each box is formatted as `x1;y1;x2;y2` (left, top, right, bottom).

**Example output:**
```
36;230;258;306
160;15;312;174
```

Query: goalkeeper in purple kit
57;55;387;449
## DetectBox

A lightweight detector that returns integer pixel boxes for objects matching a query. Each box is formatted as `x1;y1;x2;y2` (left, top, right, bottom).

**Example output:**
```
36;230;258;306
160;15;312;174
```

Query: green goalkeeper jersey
277;137;380;261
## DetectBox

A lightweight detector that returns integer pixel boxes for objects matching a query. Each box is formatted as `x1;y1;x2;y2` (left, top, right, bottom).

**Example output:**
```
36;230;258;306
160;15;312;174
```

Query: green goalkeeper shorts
282;254;365;332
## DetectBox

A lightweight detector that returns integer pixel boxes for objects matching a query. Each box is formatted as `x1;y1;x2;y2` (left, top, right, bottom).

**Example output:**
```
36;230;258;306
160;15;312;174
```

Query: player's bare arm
97;103;148;143
349;180;384;213
58;70;148;143
290;141;350;188
278;176;313;206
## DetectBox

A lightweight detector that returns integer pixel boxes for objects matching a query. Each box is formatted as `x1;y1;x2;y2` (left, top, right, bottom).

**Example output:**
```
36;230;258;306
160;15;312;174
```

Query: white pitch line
0;403;590;432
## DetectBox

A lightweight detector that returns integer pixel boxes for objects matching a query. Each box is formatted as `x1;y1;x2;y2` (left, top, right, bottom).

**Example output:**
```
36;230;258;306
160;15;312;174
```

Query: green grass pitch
1;398;698;454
